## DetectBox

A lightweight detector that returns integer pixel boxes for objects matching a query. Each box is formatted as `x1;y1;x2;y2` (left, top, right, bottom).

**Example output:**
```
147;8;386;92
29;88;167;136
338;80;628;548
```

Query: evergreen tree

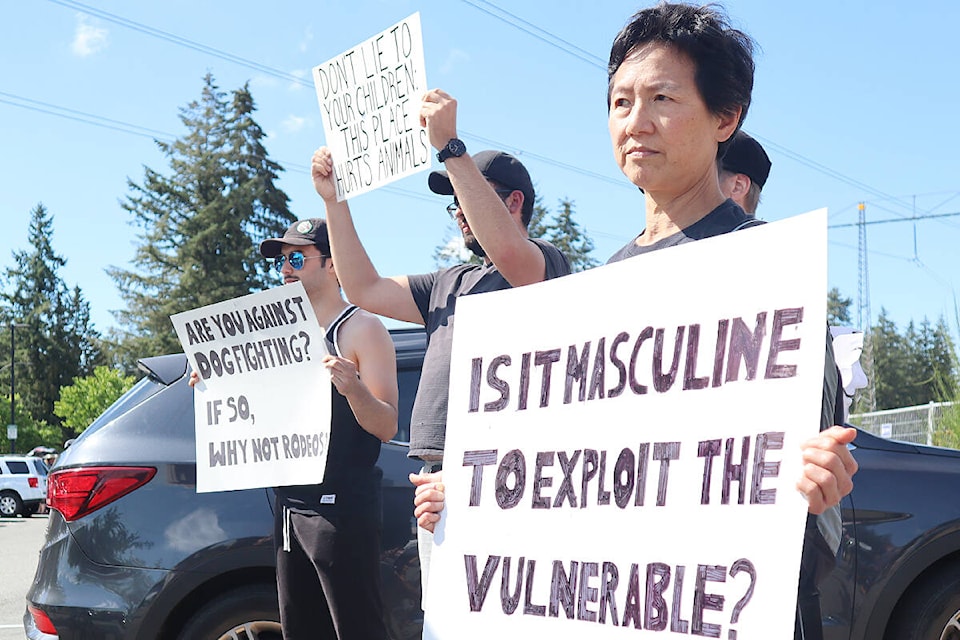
109;74;294;361
914;317;958;402
434;197;597;270
536;199;598;273
860;309;912;411
1;204;102;432
828;287;853;326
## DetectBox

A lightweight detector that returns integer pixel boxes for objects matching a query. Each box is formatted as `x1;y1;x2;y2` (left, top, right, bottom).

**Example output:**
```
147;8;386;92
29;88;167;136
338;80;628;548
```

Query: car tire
0;491;23;517
885;562;960;640
176;584;282;640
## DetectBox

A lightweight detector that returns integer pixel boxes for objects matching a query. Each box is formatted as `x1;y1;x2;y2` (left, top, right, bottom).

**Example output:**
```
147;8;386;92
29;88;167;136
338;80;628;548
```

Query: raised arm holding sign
312;86;573;608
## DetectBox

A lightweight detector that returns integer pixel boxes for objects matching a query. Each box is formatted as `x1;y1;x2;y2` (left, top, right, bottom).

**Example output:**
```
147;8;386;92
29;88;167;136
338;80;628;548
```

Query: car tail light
48;467;157;522
28;477;39;488
27;604;58;635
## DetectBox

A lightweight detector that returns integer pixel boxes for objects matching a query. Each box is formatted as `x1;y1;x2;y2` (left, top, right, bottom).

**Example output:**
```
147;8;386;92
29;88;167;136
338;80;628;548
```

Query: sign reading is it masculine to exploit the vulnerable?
423;210;829;640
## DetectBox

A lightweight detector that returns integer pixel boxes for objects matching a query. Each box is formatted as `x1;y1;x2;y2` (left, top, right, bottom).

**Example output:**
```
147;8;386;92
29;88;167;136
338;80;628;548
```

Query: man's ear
732;173;751;198
505;190;523;216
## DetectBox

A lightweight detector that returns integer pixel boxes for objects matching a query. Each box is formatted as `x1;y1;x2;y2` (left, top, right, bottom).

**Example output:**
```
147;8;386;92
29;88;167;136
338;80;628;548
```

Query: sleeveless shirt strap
324;304;360;357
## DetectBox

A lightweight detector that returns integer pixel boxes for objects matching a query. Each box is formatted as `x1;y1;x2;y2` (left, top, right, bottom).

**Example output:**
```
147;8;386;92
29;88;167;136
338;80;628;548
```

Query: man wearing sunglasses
258;218;399;640
311;88;572;609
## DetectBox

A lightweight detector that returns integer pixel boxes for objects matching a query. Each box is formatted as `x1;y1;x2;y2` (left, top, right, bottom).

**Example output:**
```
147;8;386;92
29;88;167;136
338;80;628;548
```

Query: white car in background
0;454;49;517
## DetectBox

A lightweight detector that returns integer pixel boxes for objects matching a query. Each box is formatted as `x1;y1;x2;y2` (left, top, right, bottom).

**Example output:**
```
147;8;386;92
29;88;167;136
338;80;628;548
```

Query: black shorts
275;505;386;640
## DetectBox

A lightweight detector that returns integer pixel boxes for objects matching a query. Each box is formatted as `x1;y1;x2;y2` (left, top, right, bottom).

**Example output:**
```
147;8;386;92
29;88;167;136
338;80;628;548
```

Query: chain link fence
849;401;956;446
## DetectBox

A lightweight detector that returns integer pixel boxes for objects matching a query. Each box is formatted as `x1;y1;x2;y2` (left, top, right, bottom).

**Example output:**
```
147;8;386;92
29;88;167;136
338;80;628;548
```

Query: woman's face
608;43;738;198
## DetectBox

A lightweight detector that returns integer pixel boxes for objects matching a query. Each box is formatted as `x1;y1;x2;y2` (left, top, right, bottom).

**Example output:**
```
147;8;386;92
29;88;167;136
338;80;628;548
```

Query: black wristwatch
436;138;467;163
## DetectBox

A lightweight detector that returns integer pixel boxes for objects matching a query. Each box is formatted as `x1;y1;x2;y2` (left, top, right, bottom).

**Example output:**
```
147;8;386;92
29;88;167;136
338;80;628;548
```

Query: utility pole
8;322;28;454
855;203;877;412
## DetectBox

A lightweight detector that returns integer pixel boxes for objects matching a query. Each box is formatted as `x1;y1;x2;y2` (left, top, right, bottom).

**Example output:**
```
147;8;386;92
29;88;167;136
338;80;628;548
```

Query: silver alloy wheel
0;493;19;516
941;610;960;640
216;620;283;640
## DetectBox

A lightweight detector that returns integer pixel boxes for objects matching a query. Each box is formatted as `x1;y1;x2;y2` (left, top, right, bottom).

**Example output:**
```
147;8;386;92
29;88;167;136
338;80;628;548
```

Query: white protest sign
313;12;430;201
170;282;331;493
424;210;828;639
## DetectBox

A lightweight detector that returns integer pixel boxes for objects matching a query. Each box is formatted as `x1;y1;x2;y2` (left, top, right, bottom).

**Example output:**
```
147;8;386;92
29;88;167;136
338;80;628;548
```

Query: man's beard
464;231;486;258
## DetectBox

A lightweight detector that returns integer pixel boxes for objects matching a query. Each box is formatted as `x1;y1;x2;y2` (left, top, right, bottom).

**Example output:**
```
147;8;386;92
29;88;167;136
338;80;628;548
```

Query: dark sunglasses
271;251;326;273
446;189;516;216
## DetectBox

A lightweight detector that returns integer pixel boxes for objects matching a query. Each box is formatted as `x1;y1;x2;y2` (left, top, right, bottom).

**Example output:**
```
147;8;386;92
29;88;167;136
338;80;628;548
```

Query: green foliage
1;204;103;431
54;366;136;434
532;199;598;273
828;287;853;326
109;74;294;364
0;394;60;453
933;402;960;449
856;308;959;411
434;196;598;270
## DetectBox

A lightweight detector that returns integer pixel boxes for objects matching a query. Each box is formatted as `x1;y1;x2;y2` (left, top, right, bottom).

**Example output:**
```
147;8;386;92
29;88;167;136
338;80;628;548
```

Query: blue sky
2;0;958;341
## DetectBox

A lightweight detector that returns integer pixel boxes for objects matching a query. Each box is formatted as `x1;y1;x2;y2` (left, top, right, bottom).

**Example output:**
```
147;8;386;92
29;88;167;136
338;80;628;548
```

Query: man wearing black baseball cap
311;87;571;607
719;130;772;216
257;218;399;639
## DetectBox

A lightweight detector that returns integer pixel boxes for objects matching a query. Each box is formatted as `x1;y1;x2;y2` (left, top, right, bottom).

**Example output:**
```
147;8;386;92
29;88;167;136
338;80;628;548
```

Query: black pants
275;506;386;640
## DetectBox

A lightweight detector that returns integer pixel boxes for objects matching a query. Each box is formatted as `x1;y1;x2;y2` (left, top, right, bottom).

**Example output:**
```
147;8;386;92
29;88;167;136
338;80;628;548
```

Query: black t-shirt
405;238;572;460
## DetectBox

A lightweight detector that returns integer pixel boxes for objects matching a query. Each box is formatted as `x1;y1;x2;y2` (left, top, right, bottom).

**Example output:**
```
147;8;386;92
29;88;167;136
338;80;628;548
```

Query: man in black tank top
259;218;399;640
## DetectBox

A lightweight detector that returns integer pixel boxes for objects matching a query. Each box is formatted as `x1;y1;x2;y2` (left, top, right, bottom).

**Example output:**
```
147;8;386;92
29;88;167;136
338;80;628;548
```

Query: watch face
449;139;466;156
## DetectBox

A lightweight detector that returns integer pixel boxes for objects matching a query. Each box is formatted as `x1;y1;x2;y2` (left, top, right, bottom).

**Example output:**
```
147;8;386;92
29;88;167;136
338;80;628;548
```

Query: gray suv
25;328;425;640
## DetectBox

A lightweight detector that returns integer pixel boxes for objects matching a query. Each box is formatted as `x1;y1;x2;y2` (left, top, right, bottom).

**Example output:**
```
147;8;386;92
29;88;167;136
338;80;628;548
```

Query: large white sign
170;282;331;493
424;210;828;639
313;12;430;201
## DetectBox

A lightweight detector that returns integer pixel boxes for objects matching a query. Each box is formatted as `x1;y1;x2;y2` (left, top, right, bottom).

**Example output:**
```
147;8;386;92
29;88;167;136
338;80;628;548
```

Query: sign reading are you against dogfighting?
423;210;829;640
313;12;430;201
170;282;331;493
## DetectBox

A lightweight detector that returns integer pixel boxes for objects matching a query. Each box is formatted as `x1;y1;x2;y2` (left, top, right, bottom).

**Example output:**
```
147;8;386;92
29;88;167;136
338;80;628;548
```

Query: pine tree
109;74;294;361
828;287;853;326
538;199;598;273
859;310;906;410
1;204;102;431
434;197;597;270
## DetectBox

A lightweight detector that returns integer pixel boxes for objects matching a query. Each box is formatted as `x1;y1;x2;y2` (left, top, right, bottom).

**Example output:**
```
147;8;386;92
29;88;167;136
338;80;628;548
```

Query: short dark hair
607;3;755;156
488;180;535;227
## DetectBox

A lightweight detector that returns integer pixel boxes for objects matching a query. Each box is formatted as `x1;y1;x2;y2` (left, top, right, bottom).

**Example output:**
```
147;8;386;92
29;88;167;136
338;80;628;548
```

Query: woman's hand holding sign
797;425;858;515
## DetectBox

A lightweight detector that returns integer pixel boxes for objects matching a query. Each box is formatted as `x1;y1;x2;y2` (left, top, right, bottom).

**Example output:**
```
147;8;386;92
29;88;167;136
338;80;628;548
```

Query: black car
821;430;960;640
25;327;960;640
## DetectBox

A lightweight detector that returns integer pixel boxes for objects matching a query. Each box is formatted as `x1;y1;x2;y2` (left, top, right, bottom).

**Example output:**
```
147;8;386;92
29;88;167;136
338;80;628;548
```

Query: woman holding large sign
602;4;857;640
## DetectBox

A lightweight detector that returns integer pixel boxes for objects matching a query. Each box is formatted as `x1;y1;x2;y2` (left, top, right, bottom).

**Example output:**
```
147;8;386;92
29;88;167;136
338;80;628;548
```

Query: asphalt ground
0;514;48;640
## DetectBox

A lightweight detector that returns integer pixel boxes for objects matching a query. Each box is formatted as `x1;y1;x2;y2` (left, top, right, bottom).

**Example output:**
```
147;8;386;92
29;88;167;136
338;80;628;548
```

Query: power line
456;1;948;220
458;0;606;68
828;211;960;229
47;0;312;88
0;93;173;141
41;0;960;226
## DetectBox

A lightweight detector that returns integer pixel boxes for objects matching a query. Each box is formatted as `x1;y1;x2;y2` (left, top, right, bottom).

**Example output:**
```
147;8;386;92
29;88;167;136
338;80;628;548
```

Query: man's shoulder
338;308;392;353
